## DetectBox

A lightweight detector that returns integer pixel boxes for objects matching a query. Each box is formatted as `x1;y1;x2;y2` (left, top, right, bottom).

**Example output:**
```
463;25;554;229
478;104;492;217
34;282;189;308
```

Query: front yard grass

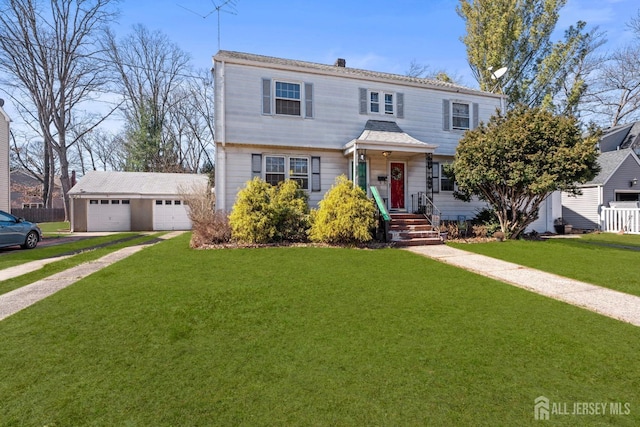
449;234;640;297
0;233;638;425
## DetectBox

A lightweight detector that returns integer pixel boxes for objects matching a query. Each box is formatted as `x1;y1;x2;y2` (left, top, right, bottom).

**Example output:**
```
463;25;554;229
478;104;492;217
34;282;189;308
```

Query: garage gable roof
68;171;209;196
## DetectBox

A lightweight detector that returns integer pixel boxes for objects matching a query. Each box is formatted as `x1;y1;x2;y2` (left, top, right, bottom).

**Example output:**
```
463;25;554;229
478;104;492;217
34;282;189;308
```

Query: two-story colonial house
213;50;505;231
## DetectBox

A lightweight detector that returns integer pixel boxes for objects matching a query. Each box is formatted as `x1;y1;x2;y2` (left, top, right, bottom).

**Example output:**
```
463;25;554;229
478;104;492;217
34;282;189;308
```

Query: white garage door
153;199;192;230
87;199;131;231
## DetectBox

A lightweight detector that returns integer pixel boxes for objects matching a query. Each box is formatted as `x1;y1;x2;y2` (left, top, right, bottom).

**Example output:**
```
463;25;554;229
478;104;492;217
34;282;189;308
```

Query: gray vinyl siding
562;187;601;229
603;154;640;203
0;110;9;212
221;144;347;210
216;62;501;156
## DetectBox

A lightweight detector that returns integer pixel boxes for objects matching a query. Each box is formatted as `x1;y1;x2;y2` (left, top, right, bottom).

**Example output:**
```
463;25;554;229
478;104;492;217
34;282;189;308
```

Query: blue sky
115;0;639;87
2;0;638;131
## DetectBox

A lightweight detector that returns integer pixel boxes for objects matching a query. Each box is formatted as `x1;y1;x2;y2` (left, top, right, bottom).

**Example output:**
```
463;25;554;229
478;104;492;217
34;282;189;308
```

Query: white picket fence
600;207;640;234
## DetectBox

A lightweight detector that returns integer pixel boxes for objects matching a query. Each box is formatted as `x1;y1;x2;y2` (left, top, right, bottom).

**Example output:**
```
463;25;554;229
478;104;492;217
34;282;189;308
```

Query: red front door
390;162;405;209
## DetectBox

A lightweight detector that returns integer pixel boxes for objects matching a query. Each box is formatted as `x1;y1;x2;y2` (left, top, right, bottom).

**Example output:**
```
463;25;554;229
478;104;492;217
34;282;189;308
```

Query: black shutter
396;92;404;118
432;161;440;193
359;88;367;114
252;154;262;178
442;100;450;131
311;156;321;191
262;78;272;115
305;82;313;118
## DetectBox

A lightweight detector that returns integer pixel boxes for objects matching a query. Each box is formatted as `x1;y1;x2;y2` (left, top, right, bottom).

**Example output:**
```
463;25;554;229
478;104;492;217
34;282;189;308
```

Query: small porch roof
343;120;437;155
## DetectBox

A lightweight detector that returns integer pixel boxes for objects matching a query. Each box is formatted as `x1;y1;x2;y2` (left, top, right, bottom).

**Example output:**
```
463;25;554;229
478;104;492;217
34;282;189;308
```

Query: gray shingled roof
344;120;437;152
68;171;209;196
214;50;498;97
585;149;635;186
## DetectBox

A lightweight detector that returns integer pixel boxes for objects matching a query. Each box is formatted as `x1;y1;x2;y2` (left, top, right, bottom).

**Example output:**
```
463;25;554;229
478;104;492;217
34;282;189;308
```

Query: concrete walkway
406;245;640;327
0;231;186;321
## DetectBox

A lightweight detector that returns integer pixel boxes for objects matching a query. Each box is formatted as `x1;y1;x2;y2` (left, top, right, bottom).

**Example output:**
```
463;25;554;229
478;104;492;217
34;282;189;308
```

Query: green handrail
370;186;390;221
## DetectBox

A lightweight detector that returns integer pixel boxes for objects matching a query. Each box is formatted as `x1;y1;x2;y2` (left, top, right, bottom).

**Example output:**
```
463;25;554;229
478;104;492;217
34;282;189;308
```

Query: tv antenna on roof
178;0;238;51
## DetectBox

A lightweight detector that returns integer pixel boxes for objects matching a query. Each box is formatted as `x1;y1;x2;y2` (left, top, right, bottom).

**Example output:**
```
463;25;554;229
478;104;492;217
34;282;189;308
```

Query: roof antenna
178;0;238;51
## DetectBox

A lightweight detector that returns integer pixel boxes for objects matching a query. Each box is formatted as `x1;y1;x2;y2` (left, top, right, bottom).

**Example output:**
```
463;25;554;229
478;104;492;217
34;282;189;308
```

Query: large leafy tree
451;105;600;239
457;0;601;113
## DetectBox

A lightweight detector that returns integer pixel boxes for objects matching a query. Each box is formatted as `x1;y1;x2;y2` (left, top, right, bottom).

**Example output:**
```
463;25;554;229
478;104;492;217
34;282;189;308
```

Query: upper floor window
369;91;394;115
385;94;394;114
360;88;404;118
443;99;478;131
452;102;470;130
262;78;313;118
275;82;301;116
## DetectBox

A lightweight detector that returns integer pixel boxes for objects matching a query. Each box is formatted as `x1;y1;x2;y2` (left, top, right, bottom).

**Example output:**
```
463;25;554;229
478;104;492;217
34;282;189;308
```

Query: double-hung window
275;82;301;116
255;154;318;191
431;162;454;193
369;91;394;115
384;93;394;114
452;102;470;130
265;156;286;186
440;164;454;192
443;99;478;131
360;88;404;117
370;92;380;113
289;157;309;189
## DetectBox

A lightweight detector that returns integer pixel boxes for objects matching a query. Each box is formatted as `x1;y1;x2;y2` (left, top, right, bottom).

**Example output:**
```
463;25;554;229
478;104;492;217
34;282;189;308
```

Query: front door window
390;162;405;209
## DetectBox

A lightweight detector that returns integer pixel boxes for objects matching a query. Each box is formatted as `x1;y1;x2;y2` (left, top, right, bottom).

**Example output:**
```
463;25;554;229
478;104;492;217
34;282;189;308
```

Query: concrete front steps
389;213;443;246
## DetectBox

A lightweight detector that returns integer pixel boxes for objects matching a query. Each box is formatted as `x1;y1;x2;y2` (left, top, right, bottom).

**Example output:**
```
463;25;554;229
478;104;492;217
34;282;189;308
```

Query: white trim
368;90;396;116
263;154;311;190
274;80;302;117
450;100;471;130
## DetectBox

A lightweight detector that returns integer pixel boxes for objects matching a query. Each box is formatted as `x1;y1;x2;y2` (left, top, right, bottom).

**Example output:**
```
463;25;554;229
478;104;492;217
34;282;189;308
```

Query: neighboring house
598;121;640;155
0;101;10;212
562;149;640;230
212;51;506;224
68;171;208;232
10;169;65;209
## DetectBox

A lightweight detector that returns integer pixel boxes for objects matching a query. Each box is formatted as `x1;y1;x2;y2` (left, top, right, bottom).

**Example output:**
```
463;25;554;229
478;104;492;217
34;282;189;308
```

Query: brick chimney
335;58;346;67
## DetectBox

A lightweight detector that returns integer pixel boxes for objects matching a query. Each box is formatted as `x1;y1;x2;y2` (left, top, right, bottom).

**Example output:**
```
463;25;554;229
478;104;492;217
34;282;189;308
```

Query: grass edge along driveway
0;233;638;425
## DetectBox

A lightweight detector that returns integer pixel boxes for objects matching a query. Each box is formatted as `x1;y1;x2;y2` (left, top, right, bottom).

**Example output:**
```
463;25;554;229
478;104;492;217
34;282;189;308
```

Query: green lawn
0;233;638;425
449;234;640;297
38;221;70;234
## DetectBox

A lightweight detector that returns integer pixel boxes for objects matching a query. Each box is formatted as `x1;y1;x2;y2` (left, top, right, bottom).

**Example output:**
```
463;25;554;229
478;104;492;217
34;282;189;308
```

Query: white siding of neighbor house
562;186;601;230
0;108;10;212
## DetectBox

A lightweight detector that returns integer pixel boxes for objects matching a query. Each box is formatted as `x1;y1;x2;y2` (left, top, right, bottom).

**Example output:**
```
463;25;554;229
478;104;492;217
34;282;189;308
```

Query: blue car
0;210;42;249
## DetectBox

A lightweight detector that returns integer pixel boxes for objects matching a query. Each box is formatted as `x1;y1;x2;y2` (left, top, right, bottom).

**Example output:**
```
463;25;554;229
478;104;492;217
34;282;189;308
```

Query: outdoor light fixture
382;151;392;157
358;149;366;161
630;178;638;187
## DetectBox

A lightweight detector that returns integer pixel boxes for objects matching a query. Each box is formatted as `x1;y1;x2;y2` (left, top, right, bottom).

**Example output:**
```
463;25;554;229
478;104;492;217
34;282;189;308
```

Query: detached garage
69;171;209;232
